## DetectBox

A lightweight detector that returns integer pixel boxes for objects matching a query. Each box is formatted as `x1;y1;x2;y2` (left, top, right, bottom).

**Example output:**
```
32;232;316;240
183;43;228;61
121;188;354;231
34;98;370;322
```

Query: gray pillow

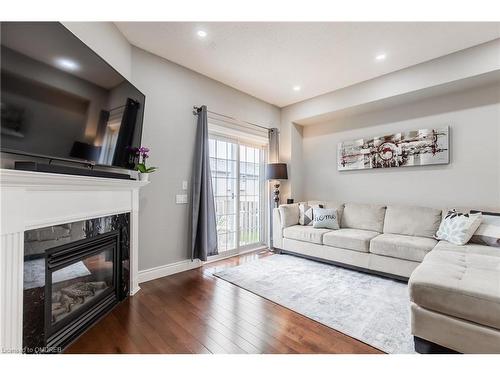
299;203;324;225
301;203;324;226
298;203;313;225
312;208;339;230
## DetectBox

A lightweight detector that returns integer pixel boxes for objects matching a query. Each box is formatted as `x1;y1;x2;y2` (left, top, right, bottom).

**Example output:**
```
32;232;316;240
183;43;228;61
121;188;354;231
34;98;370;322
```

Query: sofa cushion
369;233;437;262
323;228;379;253
433;240;500;258
282;225;332;245
409;250;500;330
341;203;386;232
383;205;442;238
278;204;300;228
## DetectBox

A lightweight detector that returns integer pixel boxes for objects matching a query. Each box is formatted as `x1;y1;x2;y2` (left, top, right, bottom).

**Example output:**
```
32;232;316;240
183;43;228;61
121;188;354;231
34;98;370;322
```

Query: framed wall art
338;127;449;171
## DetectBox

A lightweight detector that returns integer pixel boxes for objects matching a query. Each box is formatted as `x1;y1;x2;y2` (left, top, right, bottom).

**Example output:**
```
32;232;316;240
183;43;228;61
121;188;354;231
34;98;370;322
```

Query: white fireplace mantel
0;169;148;352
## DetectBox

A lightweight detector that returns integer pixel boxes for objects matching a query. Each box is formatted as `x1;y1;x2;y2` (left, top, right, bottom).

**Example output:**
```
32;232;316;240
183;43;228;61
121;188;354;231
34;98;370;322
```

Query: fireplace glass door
46;232;118;337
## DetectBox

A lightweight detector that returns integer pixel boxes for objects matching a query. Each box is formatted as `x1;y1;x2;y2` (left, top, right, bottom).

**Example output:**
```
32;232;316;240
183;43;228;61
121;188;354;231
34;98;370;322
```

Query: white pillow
312;208;339;230
435;210;483;245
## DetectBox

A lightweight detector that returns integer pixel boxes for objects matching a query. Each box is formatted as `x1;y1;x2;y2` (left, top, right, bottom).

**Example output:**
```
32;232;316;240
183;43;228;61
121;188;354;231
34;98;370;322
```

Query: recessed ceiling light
197;30;207;38
375;53;387;61
55;57;80;71
293;85;301;92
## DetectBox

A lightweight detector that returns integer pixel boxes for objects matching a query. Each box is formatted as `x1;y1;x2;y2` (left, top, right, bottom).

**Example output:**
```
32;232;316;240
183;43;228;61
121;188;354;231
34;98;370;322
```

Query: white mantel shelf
0;169;149;353
0;168;149;189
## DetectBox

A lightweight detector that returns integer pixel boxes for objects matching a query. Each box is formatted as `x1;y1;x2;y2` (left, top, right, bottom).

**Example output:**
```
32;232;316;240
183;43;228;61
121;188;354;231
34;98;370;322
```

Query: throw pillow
298;203;314;225
308;203;324;226
469;211;500;248
435;209;483;245
312;208;339;230
298;203;324;225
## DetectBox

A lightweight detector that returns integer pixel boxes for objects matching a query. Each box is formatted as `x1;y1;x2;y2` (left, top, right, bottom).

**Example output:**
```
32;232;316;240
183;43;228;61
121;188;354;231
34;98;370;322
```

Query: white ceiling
115;22;500;107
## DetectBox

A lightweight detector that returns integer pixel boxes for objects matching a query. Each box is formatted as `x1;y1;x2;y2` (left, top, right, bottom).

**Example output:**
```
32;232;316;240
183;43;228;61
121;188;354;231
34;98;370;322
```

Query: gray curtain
191;105;218;261
268;128;280;248
268;128;279;163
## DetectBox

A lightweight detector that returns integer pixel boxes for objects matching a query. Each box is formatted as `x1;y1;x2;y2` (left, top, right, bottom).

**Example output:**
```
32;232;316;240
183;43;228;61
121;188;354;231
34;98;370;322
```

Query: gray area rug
214;254;415;354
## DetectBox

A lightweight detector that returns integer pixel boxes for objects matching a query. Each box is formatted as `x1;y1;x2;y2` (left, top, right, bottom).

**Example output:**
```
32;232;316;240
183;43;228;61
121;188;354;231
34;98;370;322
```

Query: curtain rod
192;106;276;132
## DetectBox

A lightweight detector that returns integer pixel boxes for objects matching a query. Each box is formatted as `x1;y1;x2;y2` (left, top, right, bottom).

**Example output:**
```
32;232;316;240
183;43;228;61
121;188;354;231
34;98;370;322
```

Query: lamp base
273;182;280;207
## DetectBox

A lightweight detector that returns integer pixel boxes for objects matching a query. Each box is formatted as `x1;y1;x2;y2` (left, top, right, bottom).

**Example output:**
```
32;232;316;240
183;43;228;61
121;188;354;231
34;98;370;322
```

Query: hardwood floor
65;250;383;354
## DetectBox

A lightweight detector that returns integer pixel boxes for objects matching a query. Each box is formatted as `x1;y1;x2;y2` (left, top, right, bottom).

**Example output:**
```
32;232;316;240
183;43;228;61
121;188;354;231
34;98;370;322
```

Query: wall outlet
182;180;188;190
176;194;188;204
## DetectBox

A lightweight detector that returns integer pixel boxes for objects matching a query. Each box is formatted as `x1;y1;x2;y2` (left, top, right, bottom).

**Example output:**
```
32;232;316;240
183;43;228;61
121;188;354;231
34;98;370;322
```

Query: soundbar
14;161;132;180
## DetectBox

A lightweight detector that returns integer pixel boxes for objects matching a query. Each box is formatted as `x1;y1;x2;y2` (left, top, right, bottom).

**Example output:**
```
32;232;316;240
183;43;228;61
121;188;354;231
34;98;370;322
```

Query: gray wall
301;84;500;210
280;40;500;202
47;23;500;272
130;47;280;271
62;22;132;80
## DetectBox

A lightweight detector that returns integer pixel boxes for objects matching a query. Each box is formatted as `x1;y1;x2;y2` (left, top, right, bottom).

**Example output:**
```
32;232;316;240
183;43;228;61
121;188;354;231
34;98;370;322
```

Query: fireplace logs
51;281;107;322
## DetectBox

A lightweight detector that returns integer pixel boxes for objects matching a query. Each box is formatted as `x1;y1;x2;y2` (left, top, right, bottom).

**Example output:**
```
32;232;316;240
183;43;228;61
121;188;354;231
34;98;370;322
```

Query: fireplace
23;214;130;353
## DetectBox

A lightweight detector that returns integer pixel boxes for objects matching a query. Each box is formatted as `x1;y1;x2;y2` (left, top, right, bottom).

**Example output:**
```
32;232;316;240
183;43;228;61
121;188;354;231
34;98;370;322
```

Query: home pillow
470;212;500;248
298;203;324;225
308;203;325;226
312;208;339;230
435;209;483;245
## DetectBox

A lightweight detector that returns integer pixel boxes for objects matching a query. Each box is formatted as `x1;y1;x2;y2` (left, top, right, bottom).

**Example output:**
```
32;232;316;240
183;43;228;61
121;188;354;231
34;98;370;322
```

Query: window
209;135;266;255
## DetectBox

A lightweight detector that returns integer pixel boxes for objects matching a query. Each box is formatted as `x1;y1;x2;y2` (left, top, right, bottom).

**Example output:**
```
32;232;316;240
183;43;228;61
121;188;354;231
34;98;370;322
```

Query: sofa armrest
273;207;283;250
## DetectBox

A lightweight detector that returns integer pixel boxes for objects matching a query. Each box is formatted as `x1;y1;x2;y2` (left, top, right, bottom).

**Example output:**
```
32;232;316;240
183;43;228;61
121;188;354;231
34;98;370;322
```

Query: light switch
182;180;188;190
176;194;188;204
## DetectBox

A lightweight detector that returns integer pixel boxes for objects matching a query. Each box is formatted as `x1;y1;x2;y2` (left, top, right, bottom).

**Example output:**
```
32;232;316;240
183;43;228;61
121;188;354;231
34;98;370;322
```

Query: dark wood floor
65;250;383;354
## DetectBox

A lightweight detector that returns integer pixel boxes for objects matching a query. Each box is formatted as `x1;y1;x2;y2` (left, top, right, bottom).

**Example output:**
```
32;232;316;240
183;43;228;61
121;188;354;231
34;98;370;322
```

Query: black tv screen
1;22;145;170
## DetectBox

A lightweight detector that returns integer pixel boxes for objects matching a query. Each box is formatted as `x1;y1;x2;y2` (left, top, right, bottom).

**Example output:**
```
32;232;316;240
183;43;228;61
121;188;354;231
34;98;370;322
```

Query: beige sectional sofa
272;201;500;353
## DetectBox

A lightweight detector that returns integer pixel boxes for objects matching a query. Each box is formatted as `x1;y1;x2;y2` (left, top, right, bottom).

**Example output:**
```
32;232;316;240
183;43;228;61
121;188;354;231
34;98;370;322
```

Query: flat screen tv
0;22;145;171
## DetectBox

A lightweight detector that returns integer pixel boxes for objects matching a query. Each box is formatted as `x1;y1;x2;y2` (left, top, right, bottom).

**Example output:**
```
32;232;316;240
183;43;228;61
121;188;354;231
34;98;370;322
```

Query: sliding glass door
210;138;238;253
209;135;265;256
239;144;262;247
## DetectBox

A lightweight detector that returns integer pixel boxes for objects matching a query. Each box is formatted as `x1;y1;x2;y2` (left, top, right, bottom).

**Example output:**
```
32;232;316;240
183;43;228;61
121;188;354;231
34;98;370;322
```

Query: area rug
214;254;415;354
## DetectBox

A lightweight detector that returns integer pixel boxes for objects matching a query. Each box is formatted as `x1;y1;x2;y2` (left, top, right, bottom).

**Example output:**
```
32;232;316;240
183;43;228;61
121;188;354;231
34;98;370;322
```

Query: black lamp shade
266;163;288;180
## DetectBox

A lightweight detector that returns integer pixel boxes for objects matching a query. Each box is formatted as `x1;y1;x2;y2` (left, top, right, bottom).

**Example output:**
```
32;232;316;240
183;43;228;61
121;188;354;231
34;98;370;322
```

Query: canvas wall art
338;127;449;171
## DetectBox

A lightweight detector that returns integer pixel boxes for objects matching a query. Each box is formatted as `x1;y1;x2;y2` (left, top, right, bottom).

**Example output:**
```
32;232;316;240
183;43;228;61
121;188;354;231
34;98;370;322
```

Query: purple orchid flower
134;146;157;174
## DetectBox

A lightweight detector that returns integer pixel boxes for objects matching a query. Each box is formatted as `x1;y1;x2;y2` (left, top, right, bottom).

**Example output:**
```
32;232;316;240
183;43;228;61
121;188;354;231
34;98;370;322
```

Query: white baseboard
130;285;141;295
204;245;267;264
137;246;267;285
138;258;202;284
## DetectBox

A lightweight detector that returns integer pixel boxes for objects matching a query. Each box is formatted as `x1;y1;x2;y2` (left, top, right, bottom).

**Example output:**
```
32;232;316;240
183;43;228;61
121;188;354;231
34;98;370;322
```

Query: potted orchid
135;146;157;182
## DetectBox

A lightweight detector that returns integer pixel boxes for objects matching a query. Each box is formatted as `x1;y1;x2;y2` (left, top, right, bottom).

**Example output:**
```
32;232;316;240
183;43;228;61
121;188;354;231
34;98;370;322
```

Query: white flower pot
139;173;149;182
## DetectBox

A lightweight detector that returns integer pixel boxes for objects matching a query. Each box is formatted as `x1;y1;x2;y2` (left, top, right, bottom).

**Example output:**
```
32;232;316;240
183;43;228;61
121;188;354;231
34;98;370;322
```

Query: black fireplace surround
23;214;130;353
